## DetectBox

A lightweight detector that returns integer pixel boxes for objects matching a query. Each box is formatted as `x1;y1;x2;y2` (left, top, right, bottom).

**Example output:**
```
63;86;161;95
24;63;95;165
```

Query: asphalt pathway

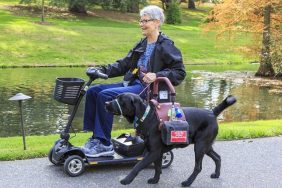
1;137;282;188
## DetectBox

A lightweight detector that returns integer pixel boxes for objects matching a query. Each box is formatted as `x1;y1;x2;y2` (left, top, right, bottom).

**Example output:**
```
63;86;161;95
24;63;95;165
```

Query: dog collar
140;105;151;122
115;99;123;116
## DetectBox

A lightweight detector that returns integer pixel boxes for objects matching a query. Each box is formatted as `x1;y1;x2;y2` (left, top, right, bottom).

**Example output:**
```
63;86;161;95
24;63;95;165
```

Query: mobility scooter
48;69;174;177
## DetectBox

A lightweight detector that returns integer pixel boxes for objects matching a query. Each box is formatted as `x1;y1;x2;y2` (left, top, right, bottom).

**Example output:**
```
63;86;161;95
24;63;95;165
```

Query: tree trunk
41;0;45;22
188;0;196;9
68;0;87;14
255;5;275;77
161;0;171;10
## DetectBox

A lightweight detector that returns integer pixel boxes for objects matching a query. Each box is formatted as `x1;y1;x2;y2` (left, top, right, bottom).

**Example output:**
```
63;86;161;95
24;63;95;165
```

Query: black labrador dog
105;93;236;187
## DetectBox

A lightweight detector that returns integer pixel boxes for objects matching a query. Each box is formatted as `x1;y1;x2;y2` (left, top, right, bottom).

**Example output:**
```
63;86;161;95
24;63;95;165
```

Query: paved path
1;137;282;188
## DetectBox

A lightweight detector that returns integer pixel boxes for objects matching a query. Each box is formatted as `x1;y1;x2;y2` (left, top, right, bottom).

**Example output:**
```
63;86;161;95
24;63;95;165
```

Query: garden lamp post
9;93;32;150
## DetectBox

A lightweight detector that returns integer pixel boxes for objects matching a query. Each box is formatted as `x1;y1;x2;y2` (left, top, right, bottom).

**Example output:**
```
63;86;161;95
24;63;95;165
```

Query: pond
0;66;282;137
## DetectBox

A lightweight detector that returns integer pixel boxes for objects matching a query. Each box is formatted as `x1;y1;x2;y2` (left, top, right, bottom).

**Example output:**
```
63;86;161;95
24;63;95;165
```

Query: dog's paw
120;178;129;185
181;180;192;187
147;177;159;184
210;173;220;179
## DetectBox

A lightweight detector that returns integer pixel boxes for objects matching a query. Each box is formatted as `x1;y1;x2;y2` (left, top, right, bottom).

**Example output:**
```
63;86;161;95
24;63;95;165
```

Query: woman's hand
143;72;157;84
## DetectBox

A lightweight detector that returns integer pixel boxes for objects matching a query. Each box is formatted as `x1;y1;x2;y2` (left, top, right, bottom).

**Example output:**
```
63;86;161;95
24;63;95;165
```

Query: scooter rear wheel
64;155;85;177
161;151;174;169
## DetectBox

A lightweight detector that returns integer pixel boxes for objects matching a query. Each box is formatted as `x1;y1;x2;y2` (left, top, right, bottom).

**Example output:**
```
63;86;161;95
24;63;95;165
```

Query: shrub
100;0;146;13
271;37;282;76
166;0;182;24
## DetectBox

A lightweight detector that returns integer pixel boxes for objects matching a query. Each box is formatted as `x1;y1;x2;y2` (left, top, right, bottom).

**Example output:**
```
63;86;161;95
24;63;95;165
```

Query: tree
161;0;183;10
205;0;281;77
41;0;45;22
188;0;195;9
166;0;182;24
20;0;89;13
100;0;146;13
161;0;172;10
127;0;140;13
255;5;275;77
20;0;145;13
68;0;87;13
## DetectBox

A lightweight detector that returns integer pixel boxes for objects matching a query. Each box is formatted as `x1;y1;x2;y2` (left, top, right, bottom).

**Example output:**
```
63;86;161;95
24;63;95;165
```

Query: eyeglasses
139;19;155;24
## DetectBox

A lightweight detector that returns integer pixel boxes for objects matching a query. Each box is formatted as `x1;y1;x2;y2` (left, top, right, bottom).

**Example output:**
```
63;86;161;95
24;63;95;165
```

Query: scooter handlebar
96;71;108;79
86;67;108;80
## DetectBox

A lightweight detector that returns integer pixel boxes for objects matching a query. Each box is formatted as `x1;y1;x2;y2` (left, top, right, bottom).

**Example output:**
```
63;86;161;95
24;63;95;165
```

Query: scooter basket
54;78;85;105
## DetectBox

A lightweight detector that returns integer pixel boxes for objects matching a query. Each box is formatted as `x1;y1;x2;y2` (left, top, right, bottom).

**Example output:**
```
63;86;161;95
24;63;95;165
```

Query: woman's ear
155;19;161;29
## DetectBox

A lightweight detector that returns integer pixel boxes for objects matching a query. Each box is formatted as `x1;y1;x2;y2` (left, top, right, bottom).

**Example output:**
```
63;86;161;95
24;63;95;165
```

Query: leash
114;82;151;119
138;83;151;97
114;99;123;116
133;83;153;128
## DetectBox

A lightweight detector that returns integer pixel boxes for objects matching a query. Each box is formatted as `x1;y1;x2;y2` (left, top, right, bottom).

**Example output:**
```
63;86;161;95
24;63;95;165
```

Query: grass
0;129;135;161
0;2;256;67
218;120;282;140
1;119;281;161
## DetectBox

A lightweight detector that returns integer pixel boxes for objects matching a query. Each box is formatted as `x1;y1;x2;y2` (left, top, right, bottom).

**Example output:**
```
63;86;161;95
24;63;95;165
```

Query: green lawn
0;2;256;67
1;119;281;161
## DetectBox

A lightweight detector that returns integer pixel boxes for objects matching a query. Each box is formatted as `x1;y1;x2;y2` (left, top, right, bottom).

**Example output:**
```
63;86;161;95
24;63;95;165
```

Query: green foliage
19;0;147;13
49;0;68;7
20;0;46;6
166;0;182;24
271;36;282;75
20;0;100;11
100;0;146;13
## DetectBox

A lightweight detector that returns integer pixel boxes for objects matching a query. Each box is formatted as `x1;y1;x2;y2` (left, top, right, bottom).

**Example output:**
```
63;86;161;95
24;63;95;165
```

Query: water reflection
0;67;281;137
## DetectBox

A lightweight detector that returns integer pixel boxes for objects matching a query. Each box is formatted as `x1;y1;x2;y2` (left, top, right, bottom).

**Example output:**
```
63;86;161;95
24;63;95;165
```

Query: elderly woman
83;5;186;157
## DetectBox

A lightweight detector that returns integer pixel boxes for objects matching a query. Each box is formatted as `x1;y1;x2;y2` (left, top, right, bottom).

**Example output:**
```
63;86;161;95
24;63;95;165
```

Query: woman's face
139;15;160;37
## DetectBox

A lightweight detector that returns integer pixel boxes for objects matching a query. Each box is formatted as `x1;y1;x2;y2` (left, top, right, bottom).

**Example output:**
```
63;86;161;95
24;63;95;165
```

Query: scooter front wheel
48;148;56;165
64;155;85;177
161;151;174;169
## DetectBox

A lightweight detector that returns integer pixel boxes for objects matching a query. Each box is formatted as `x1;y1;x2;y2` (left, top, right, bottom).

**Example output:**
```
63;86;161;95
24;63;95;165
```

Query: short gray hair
140;5;165;25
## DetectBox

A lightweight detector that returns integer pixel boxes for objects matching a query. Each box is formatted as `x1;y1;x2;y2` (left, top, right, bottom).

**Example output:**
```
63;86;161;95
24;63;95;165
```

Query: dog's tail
212;95;236;117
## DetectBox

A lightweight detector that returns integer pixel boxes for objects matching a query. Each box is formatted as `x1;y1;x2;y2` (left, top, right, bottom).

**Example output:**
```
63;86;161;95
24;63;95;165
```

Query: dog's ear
133;96;146;117
122;94;137;123
120;94;145;124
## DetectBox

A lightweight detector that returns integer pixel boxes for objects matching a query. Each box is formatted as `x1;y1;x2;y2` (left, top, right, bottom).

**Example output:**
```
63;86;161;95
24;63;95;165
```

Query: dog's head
105;93;146;123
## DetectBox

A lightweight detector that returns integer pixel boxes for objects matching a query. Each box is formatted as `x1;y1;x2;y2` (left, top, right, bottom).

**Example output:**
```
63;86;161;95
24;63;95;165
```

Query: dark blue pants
83;80;145;145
